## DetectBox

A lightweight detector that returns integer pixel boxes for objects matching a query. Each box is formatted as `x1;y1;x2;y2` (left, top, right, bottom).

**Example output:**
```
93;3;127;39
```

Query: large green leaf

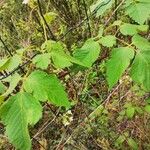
106;47;134;89
0;92;42;150
23;70;71;107
130;35;150;90
125;0;150;24
73;39;101;68
130;50;150;91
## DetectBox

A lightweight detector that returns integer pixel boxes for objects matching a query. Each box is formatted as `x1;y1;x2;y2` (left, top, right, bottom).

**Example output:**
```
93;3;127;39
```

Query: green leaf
0;92;42;150
0;58;10;71
131;52;150;90
42;40;84;69
132;34;150;51
0;73;21;103
127;138;138;150
0;82;6;94
23;70;70;107
73;39;101;68
33;53;51;69
120;23;148;36
126;106;135;119
145;105;150;113
125;0;150;24
106;47;134;89
99;35;116;47
7;54;22;71
91;0;114;17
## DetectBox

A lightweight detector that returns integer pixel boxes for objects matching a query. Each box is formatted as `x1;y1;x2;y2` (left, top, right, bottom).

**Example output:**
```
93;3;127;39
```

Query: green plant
0;0;150;149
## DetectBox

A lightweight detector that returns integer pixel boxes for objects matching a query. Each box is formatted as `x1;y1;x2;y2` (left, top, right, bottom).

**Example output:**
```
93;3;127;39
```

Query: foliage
0;0;150;149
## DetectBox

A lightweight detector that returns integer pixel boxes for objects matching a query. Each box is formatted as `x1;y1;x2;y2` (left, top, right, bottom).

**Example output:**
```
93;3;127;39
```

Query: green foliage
106;47;134;89
125;0;150;24
73;39;101;68
120;23;148;35
42;40;85;68
0;0;150;149
99;35;116;47
24;70;71;107
33;53;51;69
0;92;42;150
131;35;150;90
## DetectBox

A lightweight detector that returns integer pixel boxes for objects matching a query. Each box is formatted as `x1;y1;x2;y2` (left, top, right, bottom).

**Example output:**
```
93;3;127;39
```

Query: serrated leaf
126;106;135;119
99;35;116;47
131;52;150;90
33;53;51;69
23;70;70;107
0;92;42;150
91;0;114;17
132;34;150;51
120;23;148;36
125;0;150;24
106;47;134;89
73;39;101;68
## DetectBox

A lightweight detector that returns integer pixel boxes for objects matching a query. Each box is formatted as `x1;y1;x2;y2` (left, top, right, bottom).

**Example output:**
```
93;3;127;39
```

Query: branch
82;0;92;37
0;35;13;56
37;0;56;41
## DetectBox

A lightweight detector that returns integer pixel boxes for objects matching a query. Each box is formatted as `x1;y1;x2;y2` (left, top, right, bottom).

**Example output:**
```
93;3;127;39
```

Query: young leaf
106;47;134;89
125;0;150;24
23;70;71;107
73;39;101;68
0;92;42;150
99;35;116;47
33;53;51;69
